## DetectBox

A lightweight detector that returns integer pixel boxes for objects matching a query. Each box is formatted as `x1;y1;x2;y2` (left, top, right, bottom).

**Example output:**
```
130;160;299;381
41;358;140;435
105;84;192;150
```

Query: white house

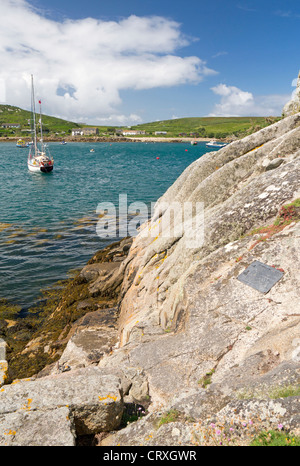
72;127;99;136
1;123;21;129
122;130;146;136
72;129;84;136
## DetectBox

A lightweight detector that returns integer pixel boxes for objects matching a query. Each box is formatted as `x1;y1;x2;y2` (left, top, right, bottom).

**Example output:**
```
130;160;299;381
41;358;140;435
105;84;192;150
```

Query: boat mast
39;99;44;151
31;75;38;155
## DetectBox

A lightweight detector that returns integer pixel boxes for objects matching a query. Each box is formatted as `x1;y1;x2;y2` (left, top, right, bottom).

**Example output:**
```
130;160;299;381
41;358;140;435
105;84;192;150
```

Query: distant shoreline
0;136;225;144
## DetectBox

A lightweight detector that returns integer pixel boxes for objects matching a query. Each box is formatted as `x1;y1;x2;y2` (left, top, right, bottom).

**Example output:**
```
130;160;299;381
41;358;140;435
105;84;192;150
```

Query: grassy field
130;116;280;139
0;104;280;139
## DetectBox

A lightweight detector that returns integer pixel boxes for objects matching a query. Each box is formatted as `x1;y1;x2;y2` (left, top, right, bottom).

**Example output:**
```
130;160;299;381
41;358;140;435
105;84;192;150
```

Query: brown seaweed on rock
2;237;132;382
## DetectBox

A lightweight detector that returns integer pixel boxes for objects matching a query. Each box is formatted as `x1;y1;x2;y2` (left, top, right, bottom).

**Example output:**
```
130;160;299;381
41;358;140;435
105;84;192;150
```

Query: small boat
60;140;67;145
206;141;228;149
191;140;197;146
16;138;28;148
90;148;95;153
27;75;54;173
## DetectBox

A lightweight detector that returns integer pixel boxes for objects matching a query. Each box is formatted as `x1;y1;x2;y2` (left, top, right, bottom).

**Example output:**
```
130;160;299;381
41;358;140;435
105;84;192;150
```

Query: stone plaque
237;260;284;294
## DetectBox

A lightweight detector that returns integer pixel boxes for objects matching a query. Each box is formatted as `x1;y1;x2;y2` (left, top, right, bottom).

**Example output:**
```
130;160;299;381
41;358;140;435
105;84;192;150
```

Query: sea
0;141;216;310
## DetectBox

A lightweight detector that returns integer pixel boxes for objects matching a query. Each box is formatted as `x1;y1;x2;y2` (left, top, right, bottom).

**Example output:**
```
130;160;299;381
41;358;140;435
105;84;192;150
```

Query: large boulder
53;308;119;372
0;407;76;446
0;366;129;444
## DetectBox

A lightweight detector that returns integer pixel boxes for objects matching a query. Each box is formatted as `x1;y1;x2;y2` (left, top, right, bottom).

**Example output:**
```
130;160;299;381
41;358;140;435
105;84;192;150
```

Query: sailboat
27;75;54;173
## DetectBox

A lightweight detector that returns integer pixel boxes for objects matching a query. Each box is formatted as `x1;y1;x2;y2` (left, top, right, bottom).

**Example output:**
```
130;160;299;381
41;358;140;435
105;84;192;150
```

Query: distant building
122;130;146;136
71;127;99;136
72;129;83;136
155;131;167;135
1;123;21;128
82;127;99;136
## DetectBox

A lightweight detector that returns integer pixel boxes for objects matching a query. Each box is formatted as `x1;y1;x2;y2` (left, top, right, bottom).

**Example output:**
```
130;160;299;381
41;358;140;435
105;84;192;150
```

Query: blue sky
0;0;299;124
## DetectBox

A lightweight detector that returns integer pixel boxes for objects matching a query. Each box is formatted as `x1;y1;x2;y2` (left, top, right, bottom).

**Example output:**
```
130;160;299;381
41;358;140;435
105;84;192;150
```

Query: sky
0;0;299;125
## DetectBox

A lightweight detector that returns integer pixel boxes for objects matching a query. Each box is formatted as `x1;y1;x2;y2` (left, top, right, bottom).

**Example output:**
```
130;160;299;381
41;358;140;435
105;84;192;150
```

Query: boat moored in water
28;151;53;173
206;141;228;149
27;75;54;173
16;139;28;148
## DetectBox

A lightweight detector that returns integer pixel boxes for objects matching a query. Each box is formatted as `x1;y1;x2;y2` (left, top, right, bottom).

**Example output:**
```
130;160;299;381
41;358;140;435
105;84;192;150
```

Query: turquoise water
0;141;215;308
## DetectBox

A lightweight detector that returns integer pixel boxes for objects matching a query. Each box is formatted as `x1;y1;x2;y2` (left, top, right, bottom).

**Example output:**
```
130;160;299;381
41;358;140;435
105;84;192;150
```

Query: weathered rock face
97;112;300;444
115;114;300;353
1;113;300;446
283;71;300;117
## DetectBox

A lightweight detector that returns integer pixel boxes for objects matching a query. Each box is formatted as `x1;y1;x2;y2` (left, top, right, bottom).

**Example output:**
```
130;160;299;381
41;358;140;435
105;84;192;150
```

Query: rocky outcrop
283;71;300;117
0;366;129;445
97;112;300;445
0;113;300;446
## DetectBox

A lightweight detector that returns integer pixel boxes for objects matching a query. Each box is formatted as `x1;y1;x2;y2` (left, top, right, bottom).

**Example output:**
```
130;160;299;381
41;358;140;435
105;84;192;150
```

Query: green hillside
0;104;80;137
130;116;281;139
0;104;281;139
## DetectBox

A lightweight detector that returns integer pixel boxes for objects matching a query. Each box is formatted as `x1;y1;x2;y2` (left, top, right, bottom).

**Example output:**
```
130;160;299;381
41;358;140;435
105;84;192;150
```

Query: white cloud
209;83;290;116
212;51;228;58
237;4;257;13
0;0;216;124
94;113;143;126
274;10;300;19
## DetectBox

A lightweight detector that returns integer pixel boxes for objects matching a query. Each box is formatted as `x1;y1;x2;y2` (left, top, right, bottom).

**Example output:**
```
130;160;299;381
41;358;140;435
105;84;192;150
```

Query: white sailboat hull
28;158;54;173
28;162;42;173
28;148;54;172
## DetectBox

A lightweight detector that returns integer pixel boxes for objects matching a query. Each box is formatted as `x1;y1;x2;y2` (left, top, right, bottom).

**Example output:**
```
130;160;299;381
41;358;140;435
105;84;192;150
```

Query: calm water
0;141;215;308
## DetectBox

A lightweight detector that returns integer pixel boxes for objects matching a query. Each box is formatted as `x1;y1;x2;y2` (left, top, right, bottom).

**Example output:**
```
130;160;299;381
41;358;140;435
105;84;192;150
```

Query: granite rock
0;407;76;446
0;366;127;436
